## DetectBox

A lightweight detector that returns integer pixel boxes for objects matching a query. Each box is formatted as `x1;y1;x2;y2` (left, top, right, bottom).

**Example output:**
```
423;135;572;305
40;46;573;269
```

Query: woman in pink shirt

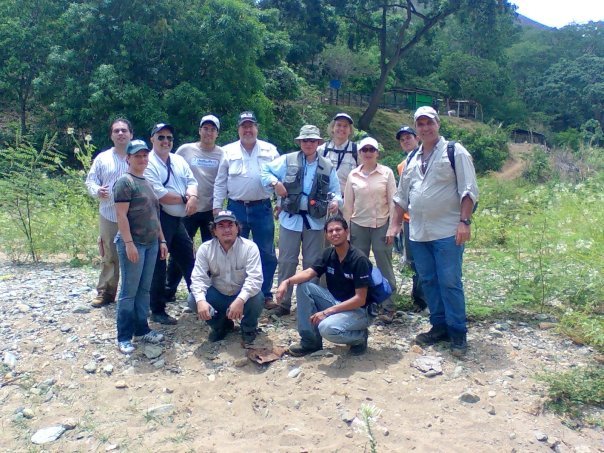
343;137;398;321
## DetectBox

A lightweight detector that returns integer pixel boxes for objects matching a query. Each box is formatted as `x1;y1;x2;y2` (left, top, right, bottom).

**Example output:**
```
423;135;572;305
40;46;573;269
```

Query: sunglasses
301;139;319;143
360;147;377;153
157;135;174;142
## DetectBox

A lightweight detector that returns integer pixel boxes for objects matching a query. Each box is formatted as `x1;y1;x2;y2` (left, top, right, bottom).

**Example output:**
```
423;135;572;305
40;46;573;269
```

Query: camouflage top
113;173;161;245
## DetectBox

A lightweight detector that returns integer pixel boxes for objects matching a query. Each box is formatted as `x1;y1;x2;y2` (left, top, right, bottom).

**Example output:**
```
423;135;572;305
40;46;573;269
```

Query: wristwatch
460;218;472;226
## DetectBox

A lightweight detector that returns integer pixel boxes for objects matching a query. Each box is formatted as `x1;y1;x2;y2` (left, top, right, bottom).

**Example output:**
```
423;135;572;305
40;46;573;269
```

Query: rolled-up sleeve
454;145;479;205
238;243;263;302
260;155;286;187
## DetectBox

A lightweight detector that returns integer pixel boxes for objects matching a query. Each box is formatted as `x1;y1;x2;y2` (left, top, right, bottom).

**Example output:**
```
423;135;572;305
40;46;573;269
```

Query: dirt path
1;262;602;452
494;143;538;181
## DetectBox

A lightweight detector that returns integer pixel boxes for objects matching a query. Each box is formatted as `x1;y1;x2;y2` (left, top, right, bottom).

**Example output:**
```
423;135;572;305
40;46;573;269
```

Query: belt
229;198;270;206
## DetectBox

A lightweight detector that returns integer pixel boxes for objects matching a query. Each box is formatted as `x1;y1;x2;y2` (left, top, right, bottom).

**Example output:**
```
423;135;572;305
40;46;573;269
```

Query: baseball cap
414;106;440;122
237;111;258;126
126;139;150;155
396;126;417;140
200;115;220;130
333;112;353;124
150;123;175;136
214;210;237;223
357;137;379;151
295;125;323;142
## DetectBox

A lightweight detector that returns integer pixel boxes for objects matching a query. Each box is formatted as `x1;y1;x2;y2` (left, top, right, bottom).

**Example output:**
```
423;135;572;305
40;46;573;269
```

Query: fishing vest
281;151;333;218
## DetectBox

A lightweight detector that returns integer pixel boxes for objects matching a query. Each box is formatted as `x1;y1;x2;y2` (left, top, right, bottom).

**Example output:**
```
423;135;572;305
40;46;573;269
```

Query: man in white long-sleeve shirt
189;210;264;345
85;118;132;307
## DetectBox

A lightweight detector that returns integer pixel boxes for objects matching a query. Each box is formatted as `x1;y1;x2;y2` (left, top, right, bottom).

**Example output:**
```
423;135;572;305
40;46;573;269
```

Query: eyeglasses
112;128;130;134
301;139;319;143
157;135;174;142
360;147;377;153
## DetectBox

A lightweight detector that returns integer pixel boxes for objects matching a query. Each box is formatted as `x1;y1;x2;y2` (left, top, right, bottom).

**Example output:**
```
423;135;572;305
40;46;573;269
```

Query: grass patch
537;366;604;427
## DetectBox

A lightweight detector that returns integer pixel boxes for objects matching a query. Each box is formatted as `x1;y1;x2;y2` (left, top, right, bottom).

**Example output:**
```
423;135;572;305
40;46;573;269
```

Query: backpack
366;266;393;305
323;141;358;170
406;141;478;212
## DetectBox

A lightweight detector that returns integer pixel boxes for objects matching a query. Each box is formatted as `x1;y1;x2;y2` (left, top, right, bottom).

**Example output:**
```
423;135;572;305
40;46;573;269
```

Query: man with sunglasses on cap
213;111;279;309
260;125;341;317
144;123;198;325
394;125;427;313
165;115;223;302
393;107;478;357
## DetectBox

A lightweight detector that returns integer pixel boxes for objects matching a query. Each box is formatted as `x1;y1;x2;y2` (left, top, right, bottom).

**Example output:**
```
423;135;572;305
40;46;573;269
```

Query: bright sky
512;0;604;28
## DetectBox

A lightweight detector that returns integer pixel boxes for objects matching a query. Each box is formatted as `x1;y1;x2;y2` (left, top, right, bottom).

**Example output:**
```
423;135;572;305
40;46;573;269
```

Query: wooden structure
511;128;547;146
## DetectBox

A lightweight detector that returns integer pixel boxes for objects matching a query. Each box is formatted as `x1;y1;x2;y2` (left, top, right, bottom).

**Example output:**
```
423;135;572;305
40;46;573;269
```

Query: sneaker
117;340;135;354
270;305;291;317
288;343;322;357
349;329;369;356
377;310;395;324
415;325;449;346
241;330;257;345
450;332;468;357
140;330;164;344
151;312;178;325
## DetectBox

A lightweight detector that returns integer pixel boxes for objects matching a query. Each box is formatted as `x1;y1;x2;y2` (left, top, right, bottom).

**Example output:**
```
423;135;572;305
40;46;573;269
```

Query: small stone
382;427;389;436
163;387;174;394
409;345;424;354
3;351;17;369
60;325;72;333
62;418;77;430
103;364;114;375
309;349;334;358
509;432;516;440
17;304;31;313
83;361;97;374
207;374;216;382
153;359;165;369
488;328;504;338
72;305;91;314
534;431;548;442
22;408;34;419
539;322;557;330
31;425;67;444
459;391;480;404
452;366;464;378
503;370;514;378
115;380;127;389
488;391;497;398
486;404;496;415
234;358;249;367
340;410;355;423
146;404;175;417
345;431;353;438
105;445;118;452
143;345;163;359
288;367;302;378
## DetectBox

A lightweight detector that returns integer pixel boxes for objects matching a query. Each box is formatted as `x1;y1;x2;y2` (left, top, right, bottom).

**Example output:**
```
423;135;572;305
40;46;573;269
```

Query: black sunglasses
301;139;319;143
157;135;174;142
360;147;377;153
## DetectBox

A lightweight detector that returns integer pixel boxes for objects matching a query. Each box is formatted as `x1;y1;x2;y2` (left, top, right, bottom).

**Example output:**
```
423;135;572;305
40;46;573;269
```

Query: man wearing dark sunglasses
260;125;341;317
144;123;198;325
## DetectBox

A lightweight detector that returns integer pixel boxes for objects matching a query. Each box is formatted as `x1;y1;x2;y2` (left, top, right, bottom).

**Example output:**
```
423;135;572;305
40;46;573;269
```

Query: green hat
126;139;150;155
295;125;324;144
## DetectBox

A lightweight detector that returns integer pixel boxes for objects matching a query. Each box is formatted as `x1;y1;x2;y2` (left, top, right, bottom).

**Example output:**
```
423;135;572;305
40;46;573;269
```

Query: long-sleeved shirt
190;236;263;302
394;137;479;242
175;143;223;213
144;150;198;217
260;152;342;231
213;139;279;208
85;148;128;222
343;163;397;229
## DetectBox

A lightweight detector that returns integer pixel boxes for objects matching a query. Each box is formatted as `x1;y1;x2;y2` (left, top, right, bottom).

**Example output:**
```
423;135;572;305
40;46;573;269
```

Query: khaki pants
97;215;119;298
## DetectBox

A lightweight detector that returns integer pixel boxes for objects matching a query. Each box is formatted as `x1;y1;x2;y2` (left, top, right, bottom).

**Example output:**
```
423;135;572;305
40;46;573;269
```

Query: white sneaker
117;340;135;354
140;330;164;344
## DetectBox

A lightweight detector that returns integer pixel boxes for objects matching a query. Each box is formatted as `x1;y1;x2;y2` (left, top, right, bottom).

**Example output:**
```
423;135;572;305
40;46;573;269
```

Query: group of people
85;106;478;358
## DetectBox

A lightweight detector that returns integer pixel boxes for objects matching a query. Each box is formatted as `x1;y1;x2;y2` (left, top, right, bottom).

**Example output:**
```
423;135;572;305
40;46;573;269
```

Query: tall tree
330;0;515;130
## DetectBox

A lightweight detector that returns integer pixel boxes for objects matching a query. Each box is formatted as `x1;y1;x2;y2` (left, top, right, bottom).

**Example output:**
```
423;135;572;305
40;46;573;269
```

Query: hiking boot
288;343;322;357
349;329;369;356
270;305;291;317
151;312;178;325
140;330;164;344
264;296;278;310
415;325;449;346
91;293;114;308
411;298;428;313
450;332;468;357
241;329;257;345
377;310;395;324
117;340;135;354
208;319;235;343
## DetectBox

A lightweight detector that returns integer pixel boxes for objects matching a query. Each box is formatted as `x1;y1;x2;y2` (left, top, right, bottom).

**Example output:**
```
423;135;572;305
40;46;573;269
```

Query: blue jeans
116;239;158;342
227;199;277;298
404;222;426;305
187;287;264;334
296;282;370;349
409;236;466;333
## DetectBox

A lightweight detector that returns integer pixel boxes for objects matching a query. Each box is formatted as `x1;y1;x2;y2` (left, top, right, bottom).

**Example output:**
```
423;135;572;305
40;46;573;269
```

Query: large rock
31;425;66;444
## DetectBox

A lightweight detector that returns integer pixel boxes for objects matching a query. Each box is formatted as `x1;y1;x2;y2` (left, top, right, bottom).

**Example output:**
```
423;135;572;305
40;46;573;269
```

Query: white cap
333;112;354;124
414;106;440;121
200;114;220;130
357;137;379;150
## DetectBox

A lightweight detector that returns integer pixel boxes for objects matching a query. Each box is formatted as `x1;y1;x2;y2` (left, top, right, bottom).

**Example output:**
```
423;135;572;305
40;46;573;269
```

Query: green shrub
522;146;552;183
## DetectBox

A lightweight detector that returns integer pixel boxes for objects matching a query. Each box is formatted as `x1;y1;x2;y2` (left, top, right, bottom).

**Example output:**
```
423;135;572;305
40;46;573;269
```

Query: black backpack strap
447;141;456;174
406;148;418;165
351;142;358;164
162;155;172;186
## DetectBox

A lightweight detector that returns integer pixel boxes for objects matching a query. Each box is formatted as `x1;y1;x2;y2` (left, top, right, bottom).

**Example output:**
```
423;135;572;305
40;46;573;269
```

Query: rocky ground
1;261;602;453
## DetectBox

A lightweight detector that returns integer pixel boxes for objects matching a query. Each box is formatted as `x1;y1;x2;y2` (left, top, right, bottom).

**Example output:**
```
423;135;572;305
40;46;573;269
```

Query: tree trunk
358;68;390;131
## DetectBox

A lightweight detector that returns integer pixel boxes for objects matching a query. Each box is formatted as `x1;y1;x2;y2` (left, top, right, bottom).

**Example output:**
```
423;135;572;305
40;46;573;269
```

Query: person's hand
310;310;329;326
125;242;138;263
227;298;245;321
159;242;168;260
98;185;110;199
455;222;471;245
328;200;339;214
185;197;197;216
274;182;288;198
275;280;288;303
385;226;397;245
196;300;212;321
